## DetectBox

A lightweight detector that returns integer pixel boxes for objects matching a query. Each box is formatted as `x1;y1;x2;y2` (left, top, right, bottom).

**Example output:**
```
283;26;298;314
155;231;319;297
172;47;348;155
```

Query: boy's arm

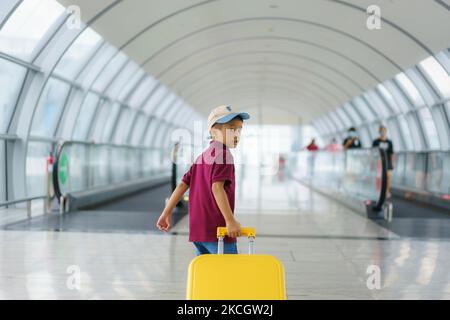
212;181;241;238
156;181;189;231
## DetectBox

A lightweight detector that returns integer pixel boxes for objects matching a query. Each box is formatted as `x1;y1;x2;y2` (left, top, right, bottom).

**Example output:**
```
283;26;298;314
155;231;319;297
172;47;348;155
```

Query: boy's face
211;117;243;149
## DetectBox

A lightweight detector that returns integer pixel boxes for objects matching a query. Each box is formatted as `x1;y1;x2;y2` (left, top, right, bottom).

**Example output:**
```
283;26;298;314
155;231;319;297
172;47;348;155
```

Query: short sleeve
211;162;234;185
372;139;377;147
342;138;348;147
388;140;394;155
181;165;193;185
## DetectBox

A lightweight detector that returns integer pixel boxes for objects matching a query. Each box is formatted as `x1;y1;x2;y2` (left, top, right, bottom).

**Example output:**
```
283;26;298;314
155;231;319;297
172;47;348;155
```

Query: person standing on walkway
343;127;362;150
372;125;394;198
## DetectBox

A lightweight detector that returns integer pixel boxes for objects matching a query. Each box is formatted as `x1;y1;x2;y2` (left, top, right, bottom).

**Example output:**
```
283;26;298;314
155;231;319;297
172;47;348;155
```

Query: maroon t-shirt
182;140;236;243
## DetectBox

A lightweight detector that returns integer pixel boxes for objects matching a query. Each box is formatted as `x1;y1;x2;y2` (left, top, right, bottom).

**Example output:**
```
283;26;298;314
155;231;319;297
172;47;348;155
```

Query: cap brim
215;112;250;124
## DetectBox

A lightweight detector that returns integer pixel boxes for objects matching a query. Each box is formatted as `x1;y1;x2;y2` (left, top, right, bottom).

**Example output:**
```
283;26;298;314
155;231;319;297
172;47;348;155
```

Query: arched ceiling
57;0;450;124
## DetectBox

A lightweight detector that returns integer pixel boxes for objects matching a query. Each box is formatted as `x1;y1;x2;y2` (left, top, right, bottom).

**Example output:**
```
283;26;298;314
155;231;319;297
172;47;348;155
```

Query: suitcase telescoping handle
217;227;256;254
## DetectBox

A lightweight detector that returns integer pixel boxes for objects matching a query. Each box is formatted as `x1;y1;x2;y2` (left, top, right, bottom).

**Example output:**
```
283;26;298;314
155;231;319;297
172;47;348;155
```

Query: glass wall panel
324;114;338;133
0;1;19;26
397;115;414;150
382;81;412;112
418;108;440;150
154;122;168;148
144;119;158;146
154;93;176;118
26;141;53;197
78;44;117;87
91;51;127;92
403;153;427;190
54;28;102;79
90;99;109;142
128;76;158;108
359;126;371;147
394;73;426;107
117;69;145;102
143;86;168;113
426;152;450;195
343;102;362;125
0;0;64;60
386;118;404;151
314;119;327;135
100;102;121;143
419;56;450;98
0;139;5;202
405;68;439;106
72;93;100;140
106;61;139;99
165;100;184;122
0;58;26;133
363;90;391;118
352;96;375;122
113;109;136;145
391;153;406;186
446;102;450;122
369;122;382;140
435;51;450;74
31;78;70;137
430;106;449;150
329;111;345;131
130;117;148;146
406;113;423;150
377;83;400;113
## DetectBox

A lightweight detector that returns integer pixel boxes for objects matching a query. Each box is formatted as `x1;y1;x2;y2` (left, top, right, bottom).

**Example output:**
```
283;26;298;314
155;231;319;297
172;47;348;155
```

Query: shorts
193;241;238;256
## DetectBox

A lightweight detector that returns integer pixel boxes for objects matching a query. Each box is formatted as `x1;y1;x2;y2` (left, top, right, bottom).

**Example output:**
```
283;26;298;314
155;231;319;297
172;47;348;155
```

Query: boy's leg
223;242;238;254
201;242;238;254
194;242;238;255
193;242;210;256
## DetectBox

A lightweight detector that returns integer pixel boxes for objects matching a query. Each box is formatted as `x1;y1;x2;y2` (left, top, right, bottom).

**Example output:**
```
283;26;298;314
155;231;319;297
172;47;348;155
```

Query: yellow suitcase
186;227;287;300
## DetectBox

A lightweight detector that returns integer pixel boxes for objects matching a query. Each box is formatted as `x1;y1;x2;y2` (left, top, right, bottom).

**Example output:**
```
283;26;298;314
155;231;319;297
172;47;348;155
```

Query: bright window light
0;0;65;61
419;56;450;98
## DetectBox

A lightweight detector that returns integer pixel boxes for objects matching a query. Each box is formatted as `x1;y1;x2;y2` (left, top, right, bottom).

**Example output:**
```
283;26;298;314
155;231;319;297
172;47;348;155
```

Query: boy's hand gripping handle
216;227;256;254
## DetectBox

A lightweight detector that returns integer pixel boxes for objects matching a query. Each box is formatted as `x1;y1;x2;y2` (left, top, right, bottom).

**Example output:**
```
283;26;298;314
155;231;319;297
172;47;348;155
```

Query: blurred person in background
372;125;394;198
343;127;362;150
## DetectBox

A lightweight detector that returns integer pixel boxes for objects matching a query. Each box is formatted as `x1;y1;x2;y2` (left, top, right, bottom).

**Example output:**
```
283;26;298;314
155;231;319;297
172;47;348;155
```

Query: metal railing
0;196;47;219
289;148;389;211
392;151;450;198
52;140;170;202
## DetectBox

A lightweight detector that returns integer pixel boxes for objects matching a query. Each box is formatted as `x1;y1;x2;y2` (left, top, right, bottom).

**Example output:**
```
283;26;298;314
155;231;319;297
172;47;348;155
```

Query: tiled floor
1;167;449;299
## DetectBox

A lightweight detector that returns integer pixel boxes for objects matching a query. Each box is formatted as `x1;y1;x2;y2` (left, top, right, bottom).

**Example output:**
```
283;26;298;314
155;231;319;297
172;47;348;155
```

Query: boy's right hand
156;211;172;232
226;219;241;238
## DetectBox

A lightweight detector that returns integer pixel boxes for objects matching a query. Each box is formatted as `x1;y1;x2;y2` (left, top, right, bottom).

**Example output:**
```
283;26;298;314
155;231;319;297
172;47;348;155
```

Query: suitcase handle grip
217;227;256;239
217;227;256;254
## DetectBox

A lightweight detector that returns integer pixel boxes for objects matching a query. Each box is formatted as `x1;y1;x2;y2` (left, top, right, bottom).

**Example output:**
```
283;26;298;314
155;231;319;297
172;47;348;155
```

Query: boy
156;105;250;255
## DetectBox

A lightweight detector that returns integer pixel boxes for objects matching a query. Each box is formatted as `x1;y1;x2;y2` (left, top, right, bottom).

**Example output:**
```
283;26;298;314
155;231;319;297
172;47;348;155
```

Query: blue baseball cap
207;105;250;130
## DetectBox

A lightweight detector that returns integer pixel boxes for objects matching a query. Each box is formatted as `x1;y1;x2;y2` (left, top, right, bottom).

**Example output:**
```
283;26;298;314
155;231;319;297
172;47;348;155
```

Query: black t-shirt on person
343;137;362;149
372;138;394;169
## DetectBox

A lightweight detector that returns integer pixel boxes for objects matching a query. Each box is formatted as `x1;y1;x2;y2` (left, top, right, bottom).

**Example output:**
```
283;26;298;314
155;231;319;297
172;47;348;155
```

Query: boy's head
208;105;250;149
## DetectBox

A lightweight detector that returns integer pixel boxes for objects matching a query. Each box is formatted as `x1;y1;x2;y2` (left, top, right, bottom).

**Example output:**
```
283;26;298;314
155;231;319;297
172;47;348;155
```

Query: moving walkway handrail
374;148;388;211
52;140;168;202
0;195;46;207
0;195;47;219
292;147;388;211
